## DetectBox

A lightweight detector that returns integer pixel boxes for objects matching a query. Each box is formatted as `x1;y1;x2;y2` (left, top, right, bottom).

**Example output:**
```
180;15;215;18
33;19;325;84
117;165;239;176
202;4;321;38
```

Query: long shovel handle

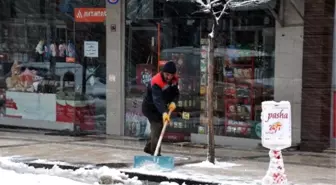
154;108;173;156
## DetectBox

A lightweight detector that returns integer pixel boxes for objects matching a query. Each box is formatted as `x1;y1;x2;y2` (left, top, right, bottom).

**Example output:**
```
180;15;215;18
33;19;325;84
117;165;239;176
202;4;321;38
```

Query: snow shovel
133;108;175;171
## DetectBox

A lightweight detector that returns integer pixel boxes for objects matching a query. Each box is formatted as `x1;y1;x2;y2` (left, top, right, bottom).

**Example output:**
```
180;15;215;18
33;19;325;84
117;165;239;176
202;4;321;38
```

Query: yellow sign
182;112;190;120
200;86;206;95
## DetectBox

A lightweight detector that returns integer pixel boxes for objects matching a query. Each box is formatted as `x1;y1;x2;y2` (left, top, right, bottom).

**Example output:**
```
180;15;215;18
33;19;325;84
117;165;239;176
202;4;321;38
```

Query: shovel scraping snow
133;109;174;171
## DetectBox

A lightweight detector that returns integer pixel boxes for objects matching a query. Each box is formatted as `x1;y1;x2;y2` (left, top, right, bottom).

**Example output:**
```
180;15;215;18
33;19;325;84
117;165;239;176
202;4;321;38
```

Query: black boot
144;141;153;155
144;146;153;155
144;145;162;156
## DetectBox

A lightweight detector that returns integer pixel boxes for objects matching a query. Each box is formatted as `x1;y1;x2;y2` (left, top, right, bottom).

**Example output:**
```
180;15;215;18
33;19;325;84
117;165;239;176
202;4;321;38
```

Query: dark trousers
144;119;163;156
35;53;44;62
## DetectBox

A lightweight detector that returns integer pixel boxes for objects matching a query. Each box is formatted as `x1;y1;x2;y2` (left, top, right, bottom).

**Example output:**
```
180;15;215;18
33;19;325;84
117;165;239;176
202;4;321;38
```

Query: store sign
74;8;106;23
261;101;292;150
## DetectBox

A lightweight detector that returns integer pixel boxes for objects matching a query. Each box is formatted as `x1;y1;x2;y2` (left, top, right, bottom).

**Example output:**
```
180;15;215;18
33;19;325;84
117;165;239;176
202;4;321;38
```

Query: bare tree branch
215;0;232;24
210;0;223;5
193;0;210;9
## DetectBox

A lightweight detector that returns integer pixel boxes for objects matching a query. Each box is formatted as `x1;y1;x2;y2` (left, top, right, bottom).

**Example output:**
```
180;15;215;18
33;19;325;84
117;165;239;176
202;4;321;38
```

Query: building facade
0;0;334;152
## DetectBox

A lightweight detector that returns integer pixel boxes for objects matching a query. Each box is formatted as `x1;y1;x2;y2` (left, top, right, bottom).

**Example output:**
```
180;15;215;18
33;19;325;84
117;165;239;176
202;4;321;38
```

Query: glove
162;112;170;123
168;102;176;111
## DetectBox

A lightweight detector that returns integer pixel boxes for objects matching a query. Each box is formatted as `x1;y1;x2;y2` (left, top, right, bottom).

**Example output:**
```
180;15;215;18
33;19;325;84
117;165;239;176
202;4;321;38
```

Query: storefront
123;0;276;145
0;0;107;133
0;0;334;151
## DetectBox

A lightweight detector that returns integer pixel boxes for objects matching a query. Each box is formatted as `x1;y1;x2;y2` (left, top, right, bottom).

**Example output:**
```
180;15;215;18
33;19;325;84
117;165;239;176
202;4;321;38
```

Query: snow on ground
121;160;261;185
30;159;73;166
123;167;259;185
183;160;241;168
0;157;142;185
1;167;92;185
159;182;181;185
0;157;258;185
3;157;326;185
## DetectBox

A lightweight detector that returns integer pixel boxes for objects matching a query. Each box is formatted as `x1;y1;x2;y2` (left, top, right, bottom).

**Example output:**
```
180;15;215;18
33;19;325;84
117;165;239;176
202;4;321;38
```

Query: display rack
223;54;256;138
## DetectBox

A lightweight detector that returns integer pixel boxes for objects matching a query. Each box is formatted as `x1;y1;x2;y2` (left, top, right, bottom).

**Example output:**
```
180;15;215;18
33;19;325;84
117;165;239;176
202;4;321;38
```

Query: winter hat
162;61;177;74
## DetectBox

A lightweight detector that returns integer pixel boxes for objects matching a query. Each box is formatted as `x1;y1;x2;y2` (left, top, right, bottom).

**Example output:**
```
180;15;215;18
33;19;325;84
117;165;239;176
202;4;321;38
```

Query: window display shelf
223;54;256;138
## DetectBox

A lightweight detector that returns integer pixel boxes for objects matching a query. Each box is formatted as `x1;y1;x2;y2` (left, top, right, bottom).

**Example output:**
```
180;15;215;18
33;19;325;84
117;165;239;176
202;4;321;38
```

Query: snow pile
0;167;92;185
159;182;184;185
123;159;262;184
183;160;241;169
0;157;142;185
30;159;73;166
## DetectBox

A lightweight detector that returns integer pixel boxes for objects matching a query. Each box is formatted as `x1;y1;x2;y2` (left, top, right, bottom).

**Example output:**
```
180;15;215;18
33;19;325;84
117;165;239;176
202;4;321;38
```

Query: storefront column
274;0;304;146
105;1;125;135
301;0;335;151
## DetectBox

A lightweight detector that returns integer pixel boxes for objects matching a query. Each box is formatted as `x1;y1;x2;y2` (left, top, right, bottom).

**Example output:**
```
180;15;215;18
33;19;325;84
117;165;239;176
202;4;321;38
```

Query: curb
10;159;219;185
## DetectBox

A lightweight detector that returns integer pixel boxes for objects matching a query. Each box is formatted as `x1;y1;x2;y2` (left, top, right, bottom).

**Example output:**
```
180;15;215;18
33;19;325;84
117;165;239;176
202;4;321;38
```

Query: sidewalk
0;130;335;185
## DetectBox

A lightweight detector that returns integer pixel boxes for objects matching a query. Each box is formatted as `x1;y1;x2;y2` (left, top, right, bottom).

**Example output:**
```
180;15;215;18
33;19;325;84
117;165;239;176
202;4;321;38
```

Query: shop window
124;0;275;141
0;0;107;133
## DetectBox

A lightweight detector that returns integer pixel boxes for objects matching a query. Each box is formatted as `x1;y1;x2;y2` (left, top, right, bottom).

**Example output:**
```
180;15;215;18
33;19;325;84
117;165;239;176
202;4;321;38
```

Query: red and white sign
74;8;106;23
56;99;95;131
261;101;292;150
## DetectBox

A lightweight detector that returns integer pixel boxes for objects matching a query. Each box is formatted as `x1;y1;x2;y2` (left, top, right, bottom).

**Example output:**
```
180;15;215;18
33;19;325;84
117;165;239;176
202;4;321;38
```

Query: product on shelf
224;83;236;97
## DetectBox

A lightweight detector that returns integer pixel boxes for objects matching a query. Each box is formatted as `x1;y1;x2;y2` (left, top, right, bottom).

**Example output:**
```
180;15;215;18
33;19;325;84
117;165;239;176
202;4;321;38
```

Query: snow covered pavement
1;168;92;185
0;131;335;185
0;157;142;185
0;156;262;185
0;156;335;185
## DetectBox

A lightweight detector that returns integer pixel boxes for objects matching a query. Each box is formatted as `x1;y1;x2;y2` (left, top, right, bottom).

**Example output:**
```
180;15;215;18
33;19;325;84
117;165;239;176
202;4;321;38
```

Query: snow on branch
168;0;271;38
191;0;271;23
229;0;269;8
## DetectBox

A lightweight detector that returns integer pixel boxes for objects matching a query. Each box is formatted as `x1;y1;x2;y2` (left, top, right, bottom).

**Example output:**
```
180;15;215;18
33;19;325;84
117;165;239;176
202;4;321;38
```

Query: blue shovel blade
133;156;174;171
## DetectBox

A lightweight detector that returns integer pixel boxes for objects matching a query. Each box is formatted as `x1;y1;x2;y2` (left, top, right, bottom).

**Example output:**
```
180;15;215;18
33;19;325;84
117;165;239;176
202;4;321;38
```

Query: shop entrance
72;21;107;134
125;22;158;94
124;22;159;138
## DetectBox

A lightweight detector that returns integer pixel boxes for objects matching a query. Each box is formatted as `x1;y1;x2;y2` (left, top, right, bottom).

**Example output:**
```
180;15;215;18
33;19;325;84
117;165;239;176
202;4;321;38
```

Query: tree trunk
207;35;215;164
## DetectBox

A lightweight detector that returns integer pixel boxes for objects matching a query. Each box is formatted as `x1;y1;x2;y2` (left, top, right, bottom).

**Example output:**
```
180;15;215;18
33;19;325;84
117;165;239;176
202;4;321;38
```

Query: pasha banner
261;101;292;150
5;91;56;121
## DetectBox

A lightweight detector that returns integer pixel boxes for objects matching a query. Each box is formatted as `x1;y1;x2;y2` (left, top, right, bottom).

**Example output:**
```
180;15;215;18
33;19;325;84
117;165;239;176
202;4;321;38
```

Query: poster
261;101;292;150
5;91;56;121
136;64;155;91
